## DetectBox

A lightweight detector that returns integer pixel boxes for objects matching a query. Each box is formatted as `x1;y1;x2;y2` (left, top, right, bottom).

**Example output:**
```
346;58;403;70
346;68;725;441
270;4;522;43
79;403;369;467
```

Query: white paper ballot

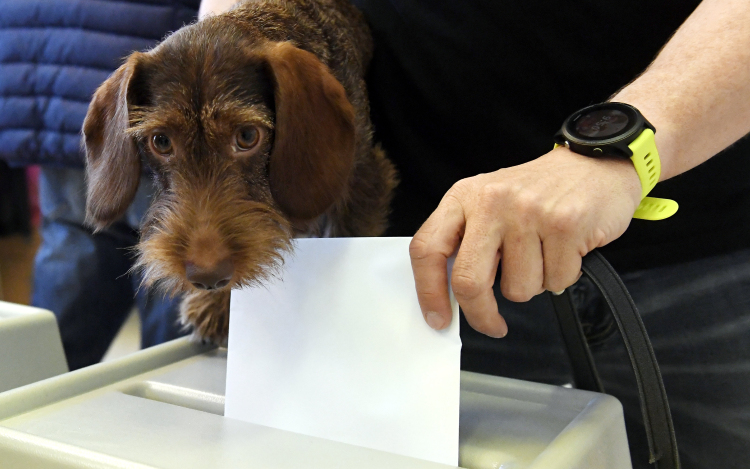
225;237;461;466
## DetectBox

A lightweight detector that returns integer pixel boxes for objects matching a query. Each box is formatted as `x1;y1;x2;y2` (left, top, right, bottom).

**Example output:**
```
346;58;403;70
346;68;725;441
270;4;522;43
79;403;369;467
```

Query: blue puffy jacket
0;0;199;167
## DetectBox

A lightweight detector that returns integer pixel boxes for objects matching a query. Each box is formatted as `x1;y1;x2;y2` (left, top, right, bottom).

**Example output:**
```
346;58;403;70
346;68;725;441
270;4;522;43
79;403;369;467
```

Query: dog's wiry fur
82;0;397;342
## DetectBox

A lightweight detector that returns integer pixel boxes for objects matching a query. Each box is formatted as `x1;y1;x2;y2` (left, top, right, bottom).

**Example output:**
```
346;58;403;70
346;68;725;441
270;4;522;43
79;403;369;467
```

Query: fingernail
489;326;508;339
551;289;565;296
425;311;446;330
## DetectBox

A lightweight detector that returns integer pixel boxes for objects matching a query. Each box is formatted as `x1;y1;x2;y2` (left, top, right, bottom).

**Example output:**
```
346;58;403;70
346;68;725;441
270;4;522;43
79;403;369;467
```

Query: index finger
410;195;465;330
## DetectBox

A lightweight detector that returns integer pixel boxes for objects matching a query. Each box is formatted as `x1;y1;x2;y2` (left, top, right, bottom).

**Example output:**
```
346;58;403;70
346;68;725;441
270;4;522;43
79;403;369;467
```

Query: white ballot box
0;301;68;393
0;335;632;469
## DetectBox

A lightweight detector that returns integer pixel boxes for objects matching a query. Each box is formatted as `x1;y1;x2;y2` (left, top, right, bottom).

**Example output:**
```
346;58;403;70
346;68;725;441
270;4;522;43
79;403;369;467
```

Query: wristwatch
553;102;678;221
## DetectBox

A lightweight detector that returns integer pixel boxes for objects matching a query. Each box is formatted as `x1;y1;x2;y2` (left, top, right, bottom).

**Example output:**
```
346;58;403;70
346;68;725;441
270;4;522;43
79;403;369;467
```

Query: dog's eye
236;127;260;151
151;134;173;155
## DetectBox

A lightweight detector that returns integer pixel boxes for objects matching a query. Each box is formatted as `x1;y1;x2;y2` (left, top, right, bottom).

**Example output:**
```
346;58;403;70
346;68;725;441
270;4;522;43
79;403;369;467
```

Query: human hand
409;146;643;337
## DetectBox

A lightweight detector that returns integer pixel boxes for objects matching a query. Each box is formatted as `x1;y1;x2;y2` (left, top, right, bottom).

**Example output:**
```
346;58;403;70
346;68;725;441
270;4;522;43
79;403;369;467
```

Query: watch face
574;109;629;138
564;103;641;143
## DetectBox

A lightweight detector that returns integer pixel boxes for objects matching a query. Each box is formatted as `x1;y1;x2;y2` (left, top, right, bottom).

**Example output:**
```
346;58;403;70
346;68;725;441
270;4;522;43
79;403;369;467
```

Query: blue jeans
32;167;186;370
461;249;750;469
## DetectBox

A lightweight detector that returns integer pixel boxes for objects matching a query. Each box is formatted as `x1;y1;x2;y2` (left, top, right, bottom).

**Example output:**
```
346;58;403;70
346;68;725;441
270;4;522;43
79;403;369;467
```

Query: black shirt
353;0;750;273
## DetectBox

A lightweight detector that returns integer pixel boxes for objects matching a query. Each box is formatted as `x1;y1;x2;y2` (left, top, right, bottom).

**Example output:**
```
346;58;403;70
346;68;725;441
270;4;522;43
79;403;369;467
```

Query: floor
0;230;142;363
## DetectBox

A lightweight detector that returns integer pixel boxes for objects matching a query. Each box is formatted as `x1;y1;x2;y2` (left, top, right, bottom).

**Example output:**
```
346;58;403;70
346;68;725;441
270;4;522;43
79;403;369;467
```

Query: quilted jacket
0;0;199;167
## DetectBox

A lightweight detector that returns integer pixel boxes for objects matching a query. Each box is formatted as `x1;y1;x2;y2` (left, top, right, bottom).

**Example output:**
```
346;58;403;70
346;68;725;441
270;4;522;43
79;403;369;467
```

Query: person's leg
132;283;186;347
580;250;750;469
124;178;187;348
32;167;136;370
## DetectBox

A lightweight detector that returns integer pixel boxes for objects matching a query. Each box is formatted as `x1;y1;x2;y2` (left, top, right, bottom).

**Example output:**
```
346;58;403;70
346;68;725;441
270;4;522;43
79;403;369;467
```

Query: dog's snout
185;258;234;290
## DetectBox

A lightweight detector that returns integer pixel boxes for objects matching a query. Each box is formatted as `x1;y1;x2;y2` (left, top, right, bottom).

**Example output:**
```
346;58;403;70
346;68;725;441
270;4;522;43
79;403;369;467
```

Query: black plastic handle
549;250;680;469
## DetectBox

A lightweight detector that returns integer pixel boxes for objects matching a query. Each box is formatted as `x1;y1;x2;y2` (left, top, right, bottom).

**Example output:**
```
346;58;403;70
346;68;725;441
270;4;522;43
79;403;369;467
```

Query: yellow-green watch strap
627;129;678;220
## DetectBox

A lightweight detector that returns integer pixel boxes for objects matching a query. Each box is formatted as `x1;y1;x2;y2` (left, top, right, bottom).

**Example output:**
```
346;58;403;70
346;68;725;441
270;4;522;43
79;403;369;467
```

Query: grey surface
0;301;68;393
0;335;632;469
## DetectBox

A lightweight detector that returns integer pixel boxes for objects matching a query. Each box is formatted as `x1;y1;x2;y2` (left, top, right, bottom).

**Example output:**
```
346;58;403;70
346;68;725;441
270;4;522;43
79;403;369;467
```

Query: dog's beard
131;182;293;297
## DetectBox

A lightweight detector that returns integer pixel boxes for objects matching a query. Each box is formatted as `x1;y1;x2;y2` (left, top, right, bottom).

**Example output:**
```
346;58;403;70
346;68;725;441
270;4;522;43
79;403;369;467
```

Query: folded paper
225;237;461;465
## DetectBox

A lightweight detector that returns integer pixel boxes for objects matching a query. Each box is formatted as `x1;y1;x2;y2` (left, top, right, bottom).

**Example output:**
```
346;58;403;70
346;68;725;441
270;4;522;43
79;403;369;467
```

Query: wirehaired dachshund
83;0;396;342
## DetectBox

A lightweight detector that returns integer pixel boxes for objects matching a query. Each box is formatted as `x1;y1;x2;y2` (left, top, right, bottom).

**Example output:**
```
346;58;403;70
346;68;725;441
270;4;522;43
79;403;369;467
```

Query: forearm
612;0;750;181
198;0;241;19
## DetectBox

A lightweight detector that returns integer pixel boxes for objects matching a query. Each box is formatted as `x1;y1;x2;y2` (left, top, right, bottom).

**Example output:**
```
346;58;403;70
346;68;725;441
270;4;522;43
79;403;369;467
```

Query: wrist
611;153;644;207
609;92;681;182
547;147;643;208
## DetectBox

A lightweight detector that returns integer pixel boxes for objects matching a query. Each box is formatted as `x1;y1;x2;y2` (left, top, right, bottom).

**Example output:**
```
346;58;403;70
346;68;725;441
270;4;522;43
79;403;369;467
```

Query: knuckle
514;191;543;218
479;182;508;202
548;205;584;234
477;182;509;206
451;270;486;300
409;234;432;260
502;284;534;303
416;288;443;305
447;178;473;200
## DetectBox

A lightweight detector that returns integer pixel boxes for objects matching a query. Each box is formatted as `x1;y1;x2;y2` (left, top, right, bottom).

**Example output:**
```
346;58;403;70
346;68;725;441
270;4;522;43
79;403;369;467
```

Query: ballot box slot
120;381;225;416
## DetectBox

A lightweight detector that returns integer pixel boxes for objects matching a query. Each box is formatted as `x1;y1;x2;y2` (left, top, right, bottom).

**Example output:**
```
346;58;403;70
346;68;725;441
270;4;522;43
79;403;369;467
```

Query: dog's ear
83;52;146;231
263;42;356;220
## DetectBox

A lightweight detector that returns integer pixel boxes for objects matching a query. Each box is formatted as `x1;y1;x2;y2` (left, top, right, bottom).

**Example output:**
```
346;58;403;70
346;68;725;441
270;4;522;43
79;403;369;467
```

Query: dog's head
83;18;356;294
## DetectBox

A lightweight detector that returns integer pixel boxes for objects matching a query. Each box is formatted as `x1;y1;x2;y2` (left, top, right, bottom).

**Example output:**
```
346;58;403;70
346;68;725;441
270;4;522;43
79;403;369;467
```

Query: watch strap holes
633;197;679;221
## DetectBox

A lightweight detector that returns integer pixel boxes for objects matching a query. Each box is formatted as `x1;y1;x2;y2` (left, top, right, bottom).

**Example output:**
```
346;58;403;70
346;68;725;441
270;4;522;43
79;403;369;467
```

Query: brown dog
82;0;396;342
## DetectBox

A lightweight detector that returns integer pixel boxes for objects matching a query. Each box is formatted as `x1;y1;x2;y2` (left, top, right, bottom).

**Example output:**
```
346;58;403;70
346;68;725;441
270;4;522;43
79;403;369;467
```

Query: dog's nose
185;258;234;290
